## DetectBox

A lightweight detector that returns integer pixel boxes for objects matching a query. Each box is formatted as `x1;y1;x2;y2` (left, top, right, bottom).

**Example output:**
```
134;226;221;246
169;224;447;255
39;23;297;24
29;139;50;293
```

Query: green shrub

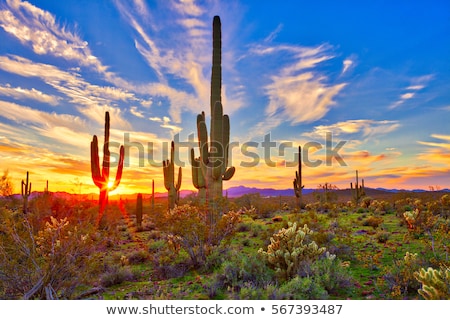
159;204;241;267
100;266;135;287
362;216;383;229
275;276;329;299
213;251;274;294
126;250;149;265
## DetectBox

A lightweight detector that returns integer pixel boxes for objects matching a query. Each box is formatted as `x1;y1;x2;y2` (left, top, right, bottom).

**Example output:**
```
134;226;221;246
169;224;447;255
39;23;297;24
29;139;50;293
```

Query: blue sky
0;0;449;194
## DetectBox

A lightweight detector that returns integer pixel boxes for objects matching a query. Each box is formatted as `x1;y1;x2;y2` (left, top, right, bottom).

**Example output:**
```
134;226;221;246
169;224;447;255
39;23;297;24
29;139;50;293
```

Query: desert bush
273;276;329;299
0;210;98;299
158;204;241;268
313;256;354;292
362;216;383;229
375;231;390;243
100;266;136;288
213;251;274;295
382;252;423;299
126;250;149;265
258;222;331;282
150;245;190;280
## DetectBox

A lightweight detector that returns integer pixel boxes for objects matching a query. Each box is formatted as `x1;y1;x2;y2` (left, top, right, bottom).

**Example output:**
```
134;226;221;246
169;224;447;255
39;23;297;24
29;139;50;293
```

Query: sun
107;180;114;189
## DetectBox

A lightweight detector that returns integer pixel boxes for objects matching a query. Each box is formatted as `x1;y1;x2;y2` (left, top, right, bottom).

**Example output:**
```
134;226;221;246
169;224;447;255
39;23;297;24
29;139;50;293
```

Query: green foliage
100;266;136;288
414;266;450;300
258;222;330;282
275;276;329;299
383;252;423;299
362;216;384;229
213;251;274;295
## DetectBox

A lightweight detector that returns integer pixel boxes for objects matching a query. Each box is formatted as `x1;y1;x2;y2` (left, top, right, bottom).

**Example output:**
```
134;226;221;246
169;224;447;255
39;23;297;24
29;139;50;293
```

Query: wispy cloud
388;74;433;109
0;83;59;105
264;23;284;43
247;43;347;135
0;55;132;128
303;119;401;139
0;0;107;73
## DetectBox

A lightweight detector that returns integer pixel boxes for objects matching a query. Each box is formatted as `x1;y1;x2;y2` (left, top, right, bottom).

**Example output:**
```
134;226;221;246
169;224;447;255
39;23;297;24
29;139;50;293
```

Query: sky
0;0;449;195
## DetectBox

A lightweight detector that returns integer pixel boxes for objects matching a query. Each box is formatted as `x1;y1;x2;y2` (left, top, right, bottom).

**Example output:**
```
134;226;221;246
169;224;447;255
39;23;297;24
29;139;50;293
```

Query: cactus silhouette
350;170;365;205
191;16;235;215
293;146;304;209
163;141;182;210
136;193;143;229
151;179;155;214
90;111;125;224
21;171;31;214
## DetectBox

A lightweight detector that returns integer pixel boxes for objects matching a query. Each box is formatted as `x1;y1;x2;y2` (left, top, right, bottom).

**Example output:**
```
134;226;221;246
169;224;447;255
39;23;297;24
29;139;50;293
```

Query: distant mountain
2;187;448;201
223;185;315;198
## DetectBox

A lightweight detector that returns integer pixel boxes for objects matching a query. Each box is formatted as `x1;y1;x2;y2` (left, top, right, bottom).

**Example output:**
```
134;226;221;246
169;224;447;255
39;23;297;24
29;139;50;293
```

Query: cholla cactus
414;267;450;300
258;222;329;281
403;209;419;229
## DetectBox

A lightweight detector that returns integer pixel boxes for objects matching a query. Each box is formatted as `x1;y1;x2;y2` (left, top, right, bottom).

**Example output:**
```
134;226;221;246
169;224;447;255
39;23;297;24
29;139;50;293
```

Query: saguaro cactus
21;171;31;214
293;146;304;209
90;111;125;223
163;141;182;210
151;179;155;214
350;170;365;205
191;148;206;204
191;16;235;212
136;193;143;229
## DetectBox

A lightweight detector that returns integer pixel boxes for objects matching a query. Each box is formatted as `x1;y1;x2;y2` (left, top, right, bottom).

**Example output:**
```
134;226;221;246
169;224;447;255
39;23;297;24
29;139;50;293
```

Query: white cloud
172;0;204;16
389;74;434;109
400;92;415;100
0;84;59;105
303;119;401;139
130;106;145;118
342;59;354;75
0;55;132;128
0;0;107;73
264;23;283;43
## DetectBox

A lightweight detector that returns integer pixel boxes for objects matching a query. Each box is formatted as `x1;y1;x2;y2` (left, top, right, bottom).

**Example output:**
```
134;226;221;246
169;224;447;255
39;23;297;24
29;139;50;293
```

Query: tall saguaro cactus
21;171;31;214
90;111;125;223
136;193;143;229
293;146;304;209
191;16;235;211
151;179;155;214
163;141;182;210
350;170;365;205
